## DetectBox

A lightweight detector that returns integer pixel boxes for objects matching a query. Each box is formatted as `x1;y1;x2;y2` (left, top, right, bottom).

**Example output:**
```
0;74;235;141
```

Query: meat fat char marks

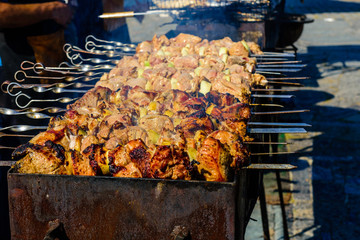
196;137;233;182
67;86;113;113
12;141;67;175
108;139;149;178
208;130;250;169
12;85;252;181
148;145;191;180
11;34;260;182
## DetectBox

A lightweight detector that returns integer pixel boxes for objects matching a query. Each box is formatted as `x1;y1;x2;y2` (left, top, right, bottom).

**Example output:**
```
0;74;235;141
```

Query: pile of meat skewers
12;33;266;182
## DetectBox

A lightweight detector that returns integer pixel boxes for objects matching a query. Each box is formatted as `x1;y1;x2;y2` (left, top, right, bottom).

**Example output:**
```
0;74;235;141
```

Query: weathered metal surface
8;171;243;240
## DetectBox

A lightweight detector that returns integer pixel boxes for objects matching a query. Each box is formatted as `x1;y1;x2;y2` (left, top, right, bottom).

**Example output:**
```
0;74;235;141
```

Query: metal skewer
251;109;310;115
248;122;311;127
249;103;284;108
256;58;292;62
21;61;113;75
85;35;136;51
256;71;284;75
15;93;78;109
257;61;303;65
256;68;303;73
257;64;307;68
64;44;130;59
251;94;294;99
0;125;47;132
251;89;298;92
243;164;297;170
25;112;52;120
249;128;307;134
251;152;296;156
266;77;310;81
0;160;17;166
0;107;66;115
13;70;101;83
252;52;295;58
265;81;304;87
0;132;35;138
98;10;184;19
244;142;289;145
6;82;92;96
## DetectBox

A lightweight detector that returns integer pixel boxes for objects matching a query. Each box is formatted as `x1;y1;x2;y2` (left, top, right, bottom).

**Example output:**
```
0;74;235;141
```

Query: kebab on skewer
96;33;266;103
11;34;285;182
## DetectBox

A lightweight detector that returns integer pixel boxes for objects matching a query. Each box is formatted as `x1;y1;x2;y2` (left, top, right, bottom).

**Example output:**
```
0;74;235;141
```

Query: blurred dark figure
0;0;73;81
73;0;131;48
102;0;131;43
0;1;72;239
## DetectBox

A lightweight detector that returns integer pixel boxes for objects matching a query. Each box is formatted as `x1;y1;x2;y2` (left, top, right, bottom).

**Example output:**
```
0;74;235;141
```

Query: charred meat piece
152;34;170;51
12;141;67;175
108;142;145;178
208;130;250;168
69;149;97;176
108;139;151;177
148;145;191;180
68;87;112;111
247;41;263;55
204;91;236;107
172;33;202;47
196;137;232;182
176;115;214;139
82;144;108;175
212;78;251;103
29;125;67;147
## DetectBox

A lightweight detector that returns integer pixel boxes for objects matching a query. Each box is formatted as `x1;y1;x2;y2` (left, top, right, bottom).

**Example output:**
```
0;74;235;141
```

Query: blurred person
0;1;72;239
102;0;131;43
0;0;73;81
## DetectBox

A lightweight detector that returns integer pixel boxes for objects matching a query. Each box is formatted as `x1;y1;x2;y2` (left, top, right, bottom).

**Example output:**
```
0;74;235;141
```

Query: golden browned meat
12;34;261;182
229;41;249;57
108;139;150;178
196;137;232;182
208;130;250;168
69;150;96;176
247;41;263;55
12;141;67;175
148;145;191;180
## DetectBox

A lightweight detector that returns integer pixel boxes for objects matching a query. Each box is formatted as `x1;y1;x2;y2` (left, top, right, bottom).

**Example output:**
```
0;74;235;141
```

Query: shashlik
12;33;265;182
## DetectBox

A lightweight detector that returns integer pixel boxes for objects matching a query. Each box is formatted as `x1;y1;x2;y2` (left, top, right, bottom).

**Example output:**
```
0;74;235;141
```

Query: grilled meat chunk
108;139;150;178
13;141;67;175
208;130;250;168
148;145;191;180
196;137;232;182
12;33;260;182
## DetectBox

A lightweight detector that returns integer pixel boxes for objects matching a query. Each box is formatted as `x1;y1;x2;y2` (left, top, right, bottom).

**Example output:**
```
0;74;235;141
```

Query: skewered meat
11;33;264;182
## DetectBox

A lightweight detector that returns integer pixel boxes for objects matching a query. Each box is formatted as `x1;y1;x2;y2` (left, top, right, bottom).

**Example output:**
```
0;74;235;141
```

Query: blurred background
1;0;360;239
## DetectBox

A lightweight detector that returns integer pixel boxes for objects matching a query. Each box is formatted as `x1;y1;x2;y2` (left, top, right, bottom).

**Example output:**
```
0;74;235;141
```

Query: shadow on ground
288;43;360;239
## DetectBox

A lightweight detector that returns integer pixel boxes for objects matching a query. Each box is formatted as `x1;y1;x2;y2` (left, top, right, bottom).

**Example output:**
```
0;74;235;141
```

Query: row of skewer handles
0;35;310;169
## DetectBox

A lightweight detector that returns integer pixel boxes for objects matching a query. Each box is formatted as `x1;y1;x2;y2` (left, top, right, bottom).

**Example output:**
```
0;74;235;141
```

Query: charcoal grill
4;56;305;240
8;168;263;240
6;97;268;240
1;1;312;239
